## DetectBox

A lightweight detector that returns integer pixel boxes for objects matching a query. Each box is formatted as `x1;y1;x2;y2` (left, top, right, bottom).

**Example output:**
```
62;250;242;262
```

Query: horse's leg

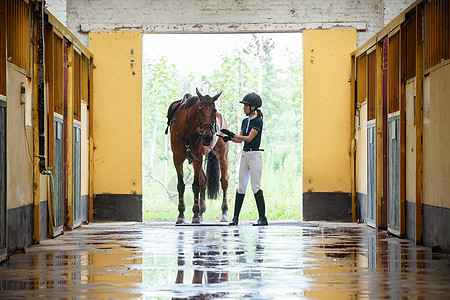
218;151;229;222
174;156;186;224
175;231;185;284
220;231;229;282
192;231;204;283
192;159;203;224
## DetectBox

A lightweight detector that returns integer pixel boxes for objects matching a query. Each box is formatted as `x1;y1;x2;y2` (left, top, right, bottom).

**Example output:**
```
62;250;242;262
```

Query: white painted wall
60;0;411;48
45;0;415;47
6;65;34;209
383;0;416;26
45;0;67;27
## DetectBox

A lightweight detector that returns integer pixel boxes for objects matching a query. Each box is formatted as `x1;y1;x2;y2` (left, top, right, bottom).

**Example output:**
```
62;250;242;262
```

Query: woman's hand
220;135;231;143
221;129;235;138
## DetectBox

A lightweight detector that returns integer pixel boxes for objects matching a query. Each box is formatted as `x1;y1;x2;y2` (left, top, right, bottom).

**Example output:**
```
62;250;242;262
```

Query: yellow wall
303;29;356;193
90;249;142;297
423;63;450;209
405;80;416;204
356;102;367;194
89;31;142;195
39;84;49;204
6;65;34;209
303;248;364;299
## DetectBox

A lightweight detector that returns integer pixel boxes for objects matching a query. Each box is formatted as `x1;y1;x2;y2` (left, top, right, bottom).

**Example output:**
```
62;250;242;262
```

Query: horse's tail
206;151;220;199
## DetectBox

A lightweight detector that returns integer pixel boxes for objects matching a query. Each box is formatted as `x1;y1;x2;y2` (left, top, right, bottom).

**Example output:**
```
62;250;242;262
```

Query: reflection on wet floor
0;221;449;299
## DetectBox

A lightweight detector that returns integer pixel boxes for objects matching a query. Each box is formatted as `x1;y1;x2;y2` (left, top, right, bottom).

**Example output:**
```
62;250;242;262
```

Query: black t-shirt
241;116;263;150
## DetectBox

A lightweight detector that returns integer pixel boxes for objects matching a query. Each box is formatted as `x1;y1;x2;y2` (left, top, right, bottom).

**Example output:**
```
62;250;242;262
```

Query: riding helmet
240;92;262;108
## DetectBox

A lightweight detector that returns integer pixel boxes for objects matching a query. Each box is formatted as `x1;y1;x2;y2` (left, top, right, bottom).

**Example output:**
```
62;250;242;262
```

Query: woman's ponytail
256;108;263;119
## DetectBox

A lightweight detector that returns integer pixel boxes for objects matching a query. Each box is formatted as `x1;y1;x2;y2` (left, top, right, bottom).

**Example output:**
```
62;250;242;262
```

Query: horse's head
196;88;222;146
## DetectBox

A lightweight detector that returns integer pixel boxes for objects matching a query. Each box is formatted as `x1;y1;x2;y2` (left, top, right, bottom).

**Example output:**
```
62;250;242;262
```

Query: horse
166;88;230;224
174;230;229;299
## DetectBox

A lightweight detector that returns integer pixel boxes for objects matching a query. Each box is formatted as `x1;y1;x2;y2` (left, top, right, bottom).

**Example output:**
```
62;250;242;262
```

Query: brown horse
167;88;229;224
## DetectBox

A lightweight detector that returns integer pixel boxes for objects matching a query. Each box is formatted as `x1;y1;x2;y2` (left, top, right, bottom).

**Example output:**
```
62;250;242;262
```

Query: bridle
172;98;222;163
197;105;217;138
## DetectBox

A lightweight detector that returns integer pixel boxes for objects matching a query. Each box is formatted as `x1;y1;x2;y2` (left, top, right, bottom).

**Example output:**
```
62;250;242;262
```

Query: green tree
142;34;303;221
143;57;180;194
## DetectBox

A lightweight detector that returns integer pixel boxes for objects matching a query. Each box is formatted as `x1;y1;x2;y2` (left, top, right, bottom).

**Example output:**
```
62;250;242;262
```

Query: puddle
0;222;449;299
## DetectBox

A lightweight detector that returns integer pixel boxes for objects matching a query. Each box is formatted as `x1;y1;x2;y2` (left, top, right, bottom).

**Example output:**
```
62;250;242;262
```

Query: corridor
1;221;449;299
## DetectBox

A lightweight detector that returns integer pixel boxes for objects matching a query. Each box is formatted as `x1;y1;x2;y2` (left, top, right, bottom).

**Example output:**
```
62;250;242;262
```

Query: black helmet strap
245;106;257;116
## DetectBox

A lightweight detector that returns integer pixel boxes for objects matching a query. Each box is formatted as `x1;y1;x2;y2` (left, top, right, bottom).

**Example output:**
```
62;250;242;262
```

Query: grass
143;180;302;222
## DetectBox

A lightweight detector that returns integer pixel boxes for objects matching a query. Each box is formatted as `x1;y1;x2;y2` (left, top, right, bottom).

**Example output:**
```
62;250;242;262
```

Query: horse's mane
185;96;199;108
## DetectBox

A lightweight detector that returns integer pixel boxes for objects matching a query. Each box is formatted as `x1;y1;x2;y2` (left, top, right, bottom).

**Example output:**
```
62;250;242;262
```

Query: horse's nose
202;135;213;146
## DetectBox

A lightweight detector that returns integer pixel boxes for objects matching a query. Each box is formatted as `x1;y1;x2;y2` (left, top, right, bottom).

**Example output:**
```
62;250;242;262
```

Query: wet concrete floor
1;221;449;299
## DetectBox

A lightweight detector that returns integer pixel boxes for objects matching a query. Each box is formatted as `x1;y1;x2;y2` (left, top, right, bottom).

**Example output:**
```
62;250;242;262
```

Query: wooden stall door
63;40;68;229
388;114;400;234
382;39;389;230
73;123;82;228
53;116;64;235
50;32;65;237
387;31;401;236
0;101;6;260
71;51;82;228
366;49;377;227
367;122;377;226
1;0;7;261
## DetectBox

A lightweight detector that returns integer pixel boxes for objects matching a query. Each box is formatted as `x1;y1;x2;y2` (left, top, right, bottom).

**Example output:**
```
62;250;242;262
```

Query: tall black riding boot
229;193;245;225
253;190;268;226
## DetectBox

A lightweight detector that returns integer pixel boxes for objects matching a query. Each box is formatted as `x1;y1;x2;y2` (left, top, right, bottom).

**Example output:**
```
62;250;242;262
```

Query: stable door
0;101;6;261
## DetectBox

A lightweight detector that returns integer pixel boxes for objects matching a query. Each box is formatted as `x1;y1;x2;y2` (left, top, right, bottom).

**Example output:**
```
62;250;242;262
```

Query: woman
221;92;268;226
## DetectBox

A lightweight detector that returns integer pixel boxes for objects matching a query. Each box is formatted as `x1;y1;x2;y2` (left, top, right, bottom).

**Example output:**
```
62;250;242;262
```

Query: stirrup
229;216;239;226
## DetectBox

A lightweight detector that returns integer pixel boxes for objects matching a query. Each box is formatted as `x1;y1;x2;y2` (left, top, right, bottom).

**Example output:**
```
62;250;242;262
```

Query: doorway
142;33;303;222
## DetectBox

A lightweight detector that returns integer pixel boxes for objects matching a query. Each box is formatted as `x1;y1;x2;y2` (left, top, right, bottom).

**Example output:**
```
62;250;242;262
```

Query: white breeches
237;151;262;194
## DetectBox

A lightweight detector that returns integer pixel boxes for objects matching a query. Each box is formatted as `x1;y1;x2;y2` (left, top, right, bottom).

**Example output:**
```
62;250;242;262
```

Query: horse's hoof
220;214;229;222
192;215;203;224
176;217;185;224
200;202;206;214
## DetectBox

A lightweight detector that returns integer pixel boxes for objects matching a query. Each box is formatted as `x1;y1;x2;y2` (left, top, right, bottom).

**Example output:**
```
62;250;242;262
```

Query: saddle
165;93;191;134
